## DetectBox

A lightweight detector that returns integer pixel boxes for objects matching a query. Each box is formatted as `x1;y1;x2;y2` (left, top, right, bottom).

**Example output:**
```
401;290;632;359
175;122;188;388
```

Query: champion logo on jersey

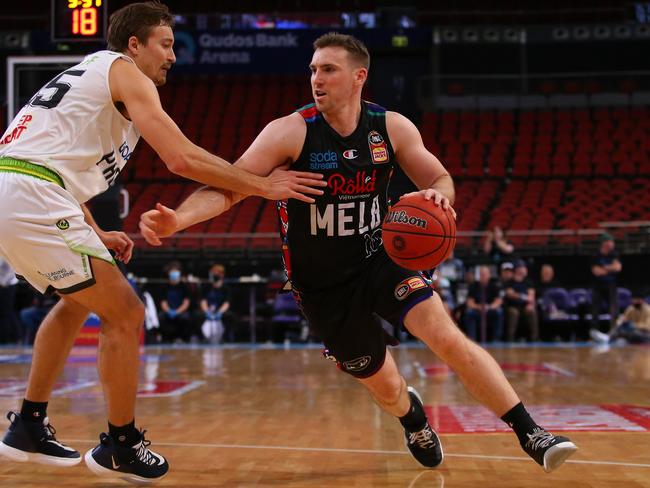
343;149;358;160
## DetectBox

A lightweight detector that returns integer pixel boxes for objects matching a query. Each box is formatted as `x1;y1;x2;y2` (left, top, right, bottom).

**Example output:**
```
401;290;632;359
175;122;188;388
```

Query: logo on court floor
55;219;69;230
343;355;371;372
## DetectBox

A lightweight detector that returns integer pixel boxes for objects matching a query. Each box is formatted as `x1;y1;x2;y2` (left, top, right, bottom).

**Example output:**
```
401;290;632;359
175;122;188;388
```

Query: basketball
382;195;456;270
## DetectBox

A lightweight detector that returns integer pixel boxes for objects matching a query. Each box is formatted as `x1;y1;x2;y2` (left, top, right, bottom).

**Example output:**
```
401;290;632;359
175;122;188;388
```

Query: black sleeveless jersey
278;101;396;292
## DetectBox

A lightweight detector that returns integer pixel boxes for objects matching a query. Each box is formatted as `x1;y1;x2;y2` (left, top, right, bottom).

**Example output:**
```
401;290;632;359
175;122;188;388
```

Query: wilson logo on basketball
328;170;377;196
384;210;427;229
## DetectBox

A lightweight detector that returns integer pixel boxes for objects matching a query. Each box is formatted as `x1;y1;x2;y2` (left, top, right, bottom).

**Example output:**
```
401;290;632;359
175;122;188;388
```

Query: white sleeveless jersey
0;50;140;203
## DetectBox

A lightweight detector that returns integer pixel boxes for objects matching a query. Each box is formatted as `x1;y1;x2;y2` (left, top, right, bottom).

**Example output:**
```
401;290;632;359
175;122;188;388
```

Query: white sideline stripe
67;440;650;469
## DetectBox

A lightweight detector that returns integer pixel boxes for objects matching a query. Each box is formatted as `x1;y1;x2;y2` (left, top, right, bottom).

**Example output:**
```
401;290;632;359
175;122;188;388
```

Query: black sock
108;420;139;446
399;393;427;432
20;399;48;423
501;402;540;446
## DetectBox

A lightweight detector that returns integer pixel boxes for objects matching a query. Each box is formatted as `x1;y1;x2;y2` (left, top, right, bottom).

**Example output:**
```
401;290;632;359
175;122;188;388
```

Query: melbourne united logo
343;356;371;372
384;210;427;229
56;219;70;231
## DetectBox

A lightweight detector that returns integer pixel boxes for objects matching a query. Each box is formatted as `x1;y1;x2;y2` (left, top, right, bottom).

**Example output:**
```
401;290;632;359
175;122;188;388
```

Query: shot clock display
51;0;107;42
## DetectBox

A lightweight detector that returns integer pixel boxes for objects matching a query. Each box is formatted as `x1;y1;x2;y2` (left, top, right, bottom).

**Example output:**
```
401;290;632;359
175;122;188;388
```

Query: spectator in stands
0;257;20;344
483;226;515;265
590;289;650;345
590;233;622;332
158;261;192;343
19;293;58;345
435;251;464;310
463;265;504;342
536;264;559;298
535;263;564;341
504;259;539;342
497;261;515;288
200;264;231;344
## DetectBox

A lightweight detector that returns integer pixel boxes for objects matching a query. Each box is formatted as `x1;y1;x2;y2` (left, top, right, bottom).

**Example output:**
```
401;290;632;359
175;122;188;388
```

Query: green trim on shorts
69;243;116;266
0;157;65;188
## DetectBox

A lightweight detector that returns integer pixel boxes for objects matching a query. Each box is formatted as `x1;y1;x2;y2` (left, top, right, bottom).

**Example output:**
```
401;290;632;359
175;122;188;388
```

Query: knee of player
101;296;144;331
365;375;403;405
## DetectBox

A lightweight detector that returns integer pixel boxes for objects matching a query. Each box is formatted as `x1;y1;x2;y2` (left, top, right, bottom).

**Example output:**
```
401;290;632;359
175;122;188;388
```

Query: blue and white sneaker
84;430;168;485
0;411;81;466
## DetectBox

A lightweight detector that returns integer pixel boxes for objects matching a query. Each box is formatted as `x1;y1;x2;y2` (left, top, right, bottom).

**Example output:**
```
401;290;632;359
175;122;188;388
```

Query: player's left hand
399;189;457;219
98;230;134;264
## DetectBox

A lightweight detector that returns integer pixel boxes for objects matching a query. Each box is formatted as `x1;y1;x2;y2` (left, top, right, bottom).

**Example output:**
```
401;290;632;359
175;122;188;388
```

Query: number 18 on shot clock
51;0;107;42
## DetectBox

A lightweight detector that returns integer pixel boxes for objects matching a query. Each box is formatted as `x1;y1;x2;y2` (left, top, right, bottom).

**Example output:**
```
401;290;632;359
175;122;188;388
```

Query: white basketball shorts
0;170;114;294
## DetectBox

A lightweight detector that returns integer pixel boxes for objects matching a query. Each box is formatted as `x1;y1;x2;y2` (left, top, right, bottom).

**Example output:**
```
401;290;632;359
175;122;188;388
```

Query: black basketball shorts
296;251;433;378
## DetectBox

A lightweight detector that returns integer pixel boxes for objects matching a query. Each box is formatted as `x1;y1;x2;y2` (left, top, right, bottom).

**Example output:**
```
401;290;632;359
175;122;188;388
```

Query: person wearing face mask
590;290;650;345
199;264;231;344
158;261;192;343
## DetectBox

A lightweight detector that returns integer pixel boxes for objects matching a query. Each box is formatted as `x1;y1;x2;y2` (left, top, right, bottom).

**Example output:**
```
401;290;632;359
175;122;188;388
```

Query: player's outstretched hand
98;230;134;264
263;166;327;202
139;203;179;246
399;189;457;219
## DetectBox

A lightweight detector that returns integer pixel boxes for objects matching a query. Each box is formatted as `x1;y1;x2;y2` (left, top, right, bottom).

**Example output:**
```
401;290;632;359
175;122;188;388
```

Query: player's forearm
172;147;267;198
175;186;245;232
428;174;455;205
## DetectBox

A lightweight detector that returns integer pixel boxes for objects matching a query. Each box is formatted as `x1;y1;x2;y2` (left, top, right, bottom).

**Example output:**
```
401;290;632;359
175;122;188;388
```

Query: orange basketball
382;195;456;271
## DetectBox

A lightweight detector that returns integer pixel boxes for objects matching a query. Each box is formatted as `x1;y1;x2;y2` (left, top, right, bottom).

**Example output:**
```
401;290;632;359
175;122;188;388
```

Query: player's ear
354;67;368;86
127;35;140;55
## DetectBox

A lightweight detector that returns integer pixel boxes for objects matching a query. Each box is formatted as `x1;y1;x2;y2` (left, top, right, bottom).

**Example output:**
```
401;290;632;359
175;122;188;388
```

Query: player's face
137;25;176;86
310;47;365;113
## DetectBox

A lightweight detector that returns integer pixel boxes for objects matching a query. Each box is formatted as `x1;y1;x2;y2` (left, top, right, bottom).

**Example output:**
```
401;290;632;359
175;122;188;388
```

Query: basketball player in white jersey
0;1;325;484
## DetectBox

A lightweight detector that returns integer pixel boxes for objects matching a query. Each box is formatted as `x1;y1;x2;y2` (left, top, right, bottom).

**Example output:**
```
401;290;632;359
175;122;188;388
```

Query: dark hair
107;1;174;52
313;32;370;70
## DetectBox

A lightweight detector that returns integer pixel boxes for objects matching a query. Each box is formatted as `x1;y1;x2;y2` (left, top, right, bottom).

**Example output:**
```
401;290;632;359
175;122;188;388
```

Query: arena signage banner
170;28;431;74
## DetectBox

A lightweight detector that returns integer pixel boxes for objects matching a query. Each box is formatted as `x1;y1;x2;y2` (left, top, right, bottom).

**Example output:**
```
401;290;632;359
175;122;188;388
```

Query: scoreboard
51;0;107;42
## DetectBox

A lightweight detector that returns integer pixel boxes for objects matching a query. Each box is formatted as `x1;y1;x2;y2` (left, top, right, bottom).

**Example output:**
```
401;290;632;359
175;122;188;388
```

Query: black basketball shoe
404;387;444;468
0;411;81;466
522;427;578;472
84;430;168;484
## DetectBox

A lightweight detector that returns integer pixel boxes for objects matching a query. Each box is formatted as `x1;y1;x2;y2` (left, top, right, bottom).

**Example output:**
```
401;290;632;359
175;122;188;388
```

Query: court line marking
67;439;650;469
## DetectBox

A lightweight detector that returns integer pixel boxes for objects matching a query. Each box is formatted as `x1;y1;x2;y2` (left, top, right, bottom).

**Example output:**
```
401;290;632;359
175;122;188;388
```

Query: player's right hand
139;203;179;246
263;166;327;202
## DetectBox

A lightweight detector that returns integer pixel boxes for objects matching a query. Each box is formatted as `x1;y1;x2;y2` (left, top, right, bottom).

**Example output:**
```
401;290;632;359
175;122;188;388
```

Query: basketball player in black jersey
140;33;577;472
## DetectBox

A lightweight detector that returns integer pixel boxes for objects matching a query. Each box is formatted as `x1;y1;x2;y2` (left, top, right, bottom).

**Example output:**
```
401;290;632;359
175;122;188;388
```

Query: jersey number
29;69;86;109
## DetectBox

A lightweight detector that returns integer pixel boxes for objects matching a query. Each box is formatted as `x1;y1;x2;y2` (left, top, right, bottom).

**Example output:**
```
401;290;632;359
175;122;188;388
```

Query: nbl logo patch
394;277;427;301
368;130;389;164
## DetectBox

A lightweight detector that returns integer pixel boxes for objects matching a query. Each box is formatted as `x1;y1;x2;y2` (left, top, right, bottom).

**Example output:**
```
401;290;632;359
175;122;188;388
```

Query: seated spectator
200;264;231;344
435;251;464;310
463;265;503;342
504;259;539;342
483;226;515;265
536;264;559;298
535;263;562;340
497;261;514;288
590;290;650;345
20;293;58;345
158;261;193;343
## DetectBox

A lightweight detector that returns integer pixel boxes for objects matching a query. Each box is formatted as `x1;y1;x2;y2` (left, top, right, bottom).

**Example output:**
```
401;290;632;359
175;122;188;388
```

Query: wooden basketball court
0;343;648;487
